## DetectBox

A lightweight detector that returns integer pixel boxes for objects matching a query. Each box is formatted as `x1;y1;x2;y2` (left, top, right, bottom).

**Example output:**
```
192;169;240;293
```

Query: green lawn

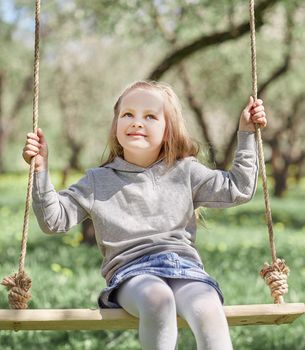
0;173;305;349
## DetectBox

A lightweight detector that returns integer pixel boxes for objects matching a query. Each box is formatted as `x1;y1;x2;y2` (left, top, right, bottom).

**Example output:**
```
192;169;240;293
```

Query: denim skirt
98;251;224;308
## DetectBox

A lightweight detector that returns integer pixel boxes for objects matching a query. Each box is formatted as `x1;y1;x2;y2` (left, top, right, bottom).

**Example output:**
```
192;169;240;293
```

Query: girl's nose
131;120;144;128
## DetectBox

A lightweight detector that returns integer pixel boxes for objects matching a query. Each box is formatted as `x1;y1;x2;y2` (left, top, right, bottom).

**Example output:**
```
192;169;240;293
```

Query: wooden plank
225;303;305;326
0;304;304;331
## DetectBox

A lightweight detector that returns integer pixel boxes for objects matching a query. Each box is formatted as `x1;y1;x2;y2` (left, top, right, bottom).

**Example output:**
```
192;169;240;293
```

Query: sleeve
32;169;94;234
191;131;258;209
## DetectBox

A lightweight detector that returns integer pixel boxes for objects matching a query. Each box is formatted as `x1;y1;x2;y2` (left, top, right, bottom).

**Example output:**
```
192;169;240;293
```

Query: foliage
0;0;304;177
1;173;305;349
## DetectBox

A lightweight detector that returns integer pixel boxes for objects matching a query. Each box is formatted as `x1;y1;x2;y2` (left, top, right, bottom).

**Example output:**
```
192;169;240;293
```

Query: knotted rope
249;0;289;304
1;0;41;309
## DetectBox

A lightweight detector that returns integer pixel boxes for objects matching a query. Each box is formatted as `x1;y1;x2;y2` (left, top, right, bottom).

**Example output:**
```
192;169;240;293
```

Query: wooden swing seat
0;303;304;331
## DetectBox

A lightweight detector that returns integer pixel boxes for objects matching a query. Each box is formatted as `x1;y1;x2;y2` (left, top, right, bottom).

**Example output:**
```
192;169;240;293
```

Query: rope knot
260;258;289;304
1;271;32;309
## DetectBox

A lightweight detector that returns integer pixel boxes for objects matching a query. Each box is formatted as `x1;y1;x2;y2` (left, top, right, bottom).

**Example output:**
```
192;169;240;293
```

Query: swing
1;0;304;332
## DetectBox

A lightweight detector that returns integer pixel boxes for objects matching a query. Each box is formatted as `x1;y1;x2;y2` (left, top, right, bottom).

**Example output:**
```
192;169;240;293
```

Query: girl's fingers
26;129;47;147
251;114;267;127
37;128;44;139
25;150;38;157
37;128;47;145
25;131;43;151
251;105;264;114
258;120;267;127
252;111;266;119
23;130;47;165
253;99;263;107
24;144;40;153
245;96;254;112
26;139;41;148
27;132;40;141
254;116;267;123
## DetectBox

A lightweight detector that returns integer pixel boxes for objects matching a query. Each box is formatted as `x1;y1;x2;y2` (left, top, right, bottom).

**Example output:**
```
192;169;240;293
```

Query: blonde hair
101;80;200;168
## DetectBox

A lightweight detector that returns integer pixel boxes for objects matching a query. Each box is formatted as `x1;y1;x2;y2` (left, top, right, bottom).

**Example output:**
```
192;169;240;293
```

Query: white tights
115;274;233;350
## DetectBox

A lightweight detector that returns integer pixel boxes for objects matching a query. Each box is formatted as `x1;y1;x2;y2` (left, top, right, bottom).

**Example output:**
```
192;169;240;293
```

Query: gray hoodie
32;131;258;284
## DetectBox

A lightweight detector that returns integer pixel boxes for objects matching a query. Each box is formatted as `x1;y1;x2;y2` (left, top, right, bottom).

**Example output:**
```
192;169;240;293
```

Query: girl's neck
123;150;161;168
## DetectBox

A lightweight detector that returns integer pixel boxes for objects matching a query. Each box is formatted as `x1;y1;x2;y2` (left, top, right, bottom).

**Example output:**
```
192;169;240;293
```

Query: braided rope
249;0;289;304
1;0;40;309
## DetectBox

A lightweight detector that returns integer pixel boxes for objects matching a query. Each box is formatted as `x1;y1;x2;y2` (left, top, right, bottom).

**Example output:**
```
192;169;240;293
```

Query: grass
0;172;305;349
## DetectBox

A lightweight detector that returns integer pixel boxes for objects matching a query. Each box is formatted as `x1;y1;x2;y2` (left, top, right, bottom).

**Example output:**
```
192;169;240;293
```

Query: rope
249;0;289;304
1;0;41;309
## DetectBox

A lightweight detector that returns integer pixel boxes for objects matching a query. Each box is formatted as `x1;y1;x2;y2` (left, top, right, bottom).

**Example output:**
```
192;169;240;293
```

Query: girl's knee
174;282;225;322
117;275;176;320
139;282;176;318
193;288;222;312
195;296;223;318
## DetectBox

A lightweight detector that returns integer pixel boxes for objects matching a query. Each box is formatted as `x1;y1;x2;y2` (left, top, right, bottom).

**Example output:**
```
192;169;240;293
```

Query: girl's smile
128;133;147;137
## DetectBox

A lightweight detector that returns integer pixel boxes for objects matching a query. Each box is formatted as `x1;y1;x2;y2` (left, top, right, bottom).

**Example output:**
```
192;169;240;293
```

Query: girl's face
116;88;166;165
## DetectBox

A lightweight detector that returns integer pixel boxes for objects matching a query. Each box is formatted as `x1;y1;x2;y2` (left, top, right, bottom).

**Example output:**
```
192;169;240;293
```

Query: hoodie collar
104;156;165;173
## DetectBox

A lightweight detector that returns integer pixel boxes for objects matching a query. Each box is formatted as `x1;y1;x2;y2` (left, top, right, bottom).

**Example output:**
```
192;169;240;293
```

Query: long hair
101;80;200;168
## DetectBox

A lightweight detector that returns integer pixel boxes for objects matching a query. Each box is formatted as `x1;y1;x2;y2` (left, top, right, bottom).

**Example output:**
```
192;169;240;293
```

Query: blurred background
0;0;304;194
1;0;305;349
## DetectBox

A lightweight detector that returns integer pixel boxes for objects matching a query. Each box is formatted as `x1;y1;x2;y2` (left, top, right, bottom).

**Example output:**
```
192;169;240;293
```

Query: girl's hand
239;96;267;132
23;128;48;172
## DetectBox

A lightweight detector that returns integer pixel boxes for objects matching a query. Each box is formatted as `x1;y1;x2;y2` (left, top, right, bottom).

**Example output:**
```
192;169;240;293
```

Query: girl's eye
121;113;156;120
122;113;133;118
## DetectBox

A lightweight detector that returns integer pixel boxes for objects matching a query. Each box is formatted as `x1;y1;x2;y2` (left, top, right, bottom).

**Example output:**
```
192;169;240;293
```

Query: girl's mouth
128;134;147;137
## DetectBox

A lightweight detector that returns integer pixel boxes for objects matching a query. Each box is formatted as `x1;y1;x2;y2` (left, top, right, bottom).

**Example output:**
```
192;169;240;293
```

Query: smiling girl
23;80;266;350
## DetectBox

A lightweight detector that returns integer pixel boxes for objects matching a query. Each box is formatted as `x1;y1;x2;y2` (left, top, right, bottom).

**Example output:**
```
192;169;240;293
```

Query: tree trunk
270;136;289;197
294;159;304;184
81;218;96;246
273;167;288;197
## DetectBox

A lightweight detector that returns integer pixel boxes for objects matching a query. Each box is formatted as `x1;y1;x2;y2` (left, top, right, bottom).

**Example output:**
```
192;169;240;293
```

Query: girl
23;80;267;350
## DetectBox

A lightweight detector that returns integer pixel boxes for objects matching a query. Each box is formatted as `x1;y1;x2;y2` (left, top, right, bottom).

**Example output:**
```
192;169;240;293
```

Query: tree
0;25;33;172
2;0;305;197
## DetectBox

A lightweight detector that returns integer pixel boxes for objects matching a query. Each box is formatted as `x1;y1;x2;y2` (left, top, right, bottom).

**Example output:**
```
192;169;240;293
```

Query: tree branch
150;2;217;164
178;65;216;164
221;2;294;168
148;0;280;80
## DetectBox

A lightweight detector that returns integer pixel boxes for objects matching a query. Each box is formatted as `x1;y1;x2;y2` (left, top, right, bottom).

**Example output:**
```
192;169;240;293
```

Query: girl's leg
167;279;233;350
115;274;178;350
